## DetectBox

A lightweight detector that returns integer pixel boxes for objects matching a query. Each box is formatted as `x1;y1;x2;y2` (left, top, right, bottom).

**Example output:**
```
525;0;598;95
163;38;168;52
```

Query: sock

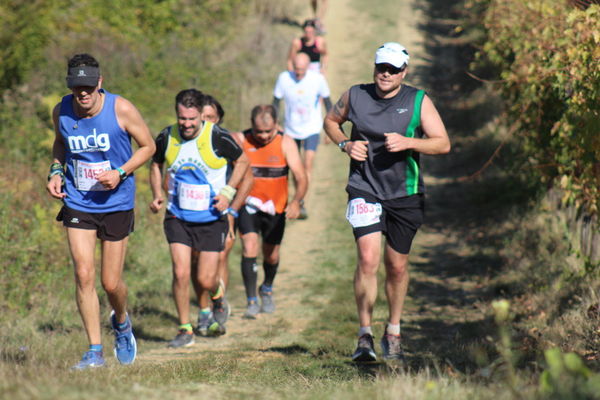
179;323;193;333
200;307;211;315
241;256;258;299
262;261;279;288
89;344;103;353
210;283;224;300
247;296;258;303
259;284;272;294
117;320;129;331
386;323;400;336
358;326;373;337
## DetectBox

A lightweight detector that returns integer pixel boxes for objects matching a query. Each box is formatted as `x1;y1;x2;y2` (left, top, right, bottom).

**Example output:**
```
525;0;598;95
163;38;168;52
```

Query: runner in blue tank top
324;43;451;363
46;53;155;370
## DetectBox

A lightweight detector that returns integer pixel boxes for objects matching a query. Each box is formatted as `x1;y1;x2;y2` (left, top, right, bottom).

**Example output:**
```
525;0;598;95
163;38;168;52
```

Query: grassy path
2;1;517;399
140;0;489;374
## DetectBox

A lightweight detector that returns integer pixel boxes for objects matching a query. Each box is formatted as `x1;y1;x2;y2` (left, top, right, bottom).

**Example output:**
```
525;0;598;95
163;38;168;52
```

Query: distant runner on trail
309;0;328;34
46;53;155;370
232;105;307;318
193;94;254;337
273;52;332;218
324;42;451;362
149;89;249;348
287;18;328;75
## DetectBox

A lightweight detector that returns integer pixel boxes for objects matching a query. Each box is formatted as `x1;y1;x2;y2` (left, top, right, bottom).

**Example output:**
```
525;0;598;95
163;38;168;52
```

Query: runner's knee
356;255;379;275
74;267;95;288
385;262;408;281
172;264;191;283
101;276;123;294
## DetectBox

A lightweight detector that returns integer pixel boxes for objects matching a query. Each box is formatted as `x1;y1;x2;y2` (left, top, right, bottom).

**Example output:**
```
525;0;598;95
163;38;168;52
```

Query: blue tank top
59;89;135;212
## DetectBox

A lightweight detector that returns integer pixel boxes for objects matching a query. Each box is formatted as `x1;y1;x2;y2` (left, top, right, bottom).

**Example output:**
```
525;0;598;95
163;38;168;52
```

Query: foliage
540;348;600;398
0;0;289;313
475;2;600;214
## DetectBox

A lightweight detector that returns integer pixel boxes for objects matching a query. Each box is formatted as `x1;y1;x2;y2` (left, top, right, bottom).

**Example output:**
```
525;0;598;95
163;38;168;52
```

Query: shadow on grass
262;344;312;355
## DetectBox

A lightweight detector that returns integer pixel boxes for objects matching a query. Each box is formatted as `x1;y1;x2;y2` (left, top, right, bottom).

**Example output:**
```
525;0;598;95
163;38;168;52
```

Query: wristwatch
117;167;127;182
338;140;350;152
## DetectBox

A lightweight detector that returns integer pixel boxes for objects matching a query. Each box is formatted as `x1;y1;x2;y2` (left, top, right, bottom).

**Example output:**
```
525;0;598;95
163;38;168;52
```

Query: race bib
245;196;276;216
346;198;382;228
178;182;211;211
74;160;111;191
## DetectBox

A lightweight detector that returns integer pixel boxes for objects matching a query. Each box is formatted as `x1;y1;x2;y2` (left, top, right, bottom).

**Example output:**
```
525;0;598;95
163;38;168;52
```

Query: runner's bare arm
213;151;250;212
229;133;253;213
281;134;308;219
287;38;302;71
317;37;328;74
384;95;450;155
97;97;156;190
324;91;369;161
46;103;67;199
149;161;164;213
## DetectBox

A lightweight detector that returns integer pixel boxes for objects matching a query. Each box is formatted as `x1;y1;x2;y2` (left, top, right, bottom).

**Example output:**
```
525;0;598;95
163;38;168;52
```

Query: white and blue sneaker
71;350;105;370
110;311;137;365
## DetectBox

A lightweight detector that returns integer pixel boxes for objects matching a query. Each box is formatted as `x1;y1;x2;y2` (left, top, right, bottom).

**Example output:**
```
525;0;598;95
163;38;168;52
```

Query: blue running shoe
71;350;105;370
110;310;137;365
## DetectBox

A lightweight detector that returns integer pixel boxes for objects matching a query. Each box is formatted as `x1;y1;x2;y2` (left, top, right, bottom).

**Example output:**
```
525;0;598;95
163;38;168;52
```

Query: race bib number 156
346;198;382;228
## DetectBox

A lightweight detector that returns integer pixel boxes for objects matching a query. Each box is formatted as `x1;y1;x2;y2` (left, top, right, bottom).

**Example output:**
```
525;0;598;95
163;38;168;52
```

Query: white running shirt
273;70;331;140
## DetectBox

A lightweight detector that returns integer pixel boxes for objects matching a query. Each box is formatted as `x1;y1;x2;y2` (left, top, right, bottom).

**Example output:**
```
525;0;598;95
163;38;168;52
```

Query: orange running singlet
243;131;289;214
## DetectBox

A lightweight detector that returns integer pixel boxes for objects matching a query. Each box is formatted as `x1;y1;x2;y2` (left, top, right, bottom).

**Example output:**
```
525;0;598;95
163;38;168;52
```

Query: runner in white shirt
272;52;331;218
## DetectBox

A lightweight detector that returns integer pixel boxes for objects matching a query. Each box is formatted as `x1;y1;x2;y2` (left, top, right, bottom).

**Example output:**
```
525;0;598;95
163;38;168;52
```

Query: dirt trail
139;0;364;363
139;0;470;366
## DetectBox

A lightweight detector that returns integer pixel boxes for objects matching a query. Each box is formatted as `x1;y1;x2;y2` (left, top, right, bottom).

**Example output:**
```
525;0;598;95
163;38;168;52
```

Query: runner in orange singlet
232;105;307;318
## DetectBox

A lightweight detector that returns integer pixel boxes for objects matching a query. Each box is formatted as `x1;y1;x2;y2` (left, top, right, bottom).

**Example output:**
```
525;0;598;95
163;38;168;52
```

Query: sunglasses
375;64;406;75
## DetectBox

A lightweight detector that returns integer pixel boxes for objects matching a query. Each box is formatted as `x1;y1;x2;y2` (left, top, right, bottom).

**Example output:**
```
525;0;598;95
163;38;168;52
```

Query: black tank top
346;83;426;200
300;37;320;62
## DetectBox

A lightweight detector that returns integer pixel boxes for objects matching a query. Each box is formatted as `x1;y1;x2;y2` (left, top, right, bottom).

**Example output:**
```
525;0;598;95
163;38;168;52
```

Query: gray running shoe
197;311;218;337
298;202;308;220
351;333;377;362
212;296;230;328
381;333;404;361
168;329;194;348
243;301;261;319
259;286;275;313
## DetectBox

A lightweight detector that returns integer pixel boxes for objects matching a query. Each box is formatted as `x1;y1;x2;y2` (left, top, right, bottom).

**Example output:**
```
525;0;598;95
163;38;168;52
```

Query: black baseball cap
66;65;100;88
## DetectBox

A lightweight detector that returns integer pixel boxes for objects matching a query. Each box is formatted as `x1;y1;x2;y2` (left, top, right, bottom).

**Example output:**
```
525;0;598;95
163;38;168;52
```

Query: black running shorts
346;187;424;254
57;206;134;241
163;213;228;252
238;207;286;245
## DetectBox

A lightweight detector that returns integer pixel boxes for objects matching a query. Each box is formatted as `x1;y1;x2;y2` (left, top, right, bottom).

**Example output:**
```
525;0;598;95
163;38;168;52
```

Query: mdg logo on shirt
68;128;111;153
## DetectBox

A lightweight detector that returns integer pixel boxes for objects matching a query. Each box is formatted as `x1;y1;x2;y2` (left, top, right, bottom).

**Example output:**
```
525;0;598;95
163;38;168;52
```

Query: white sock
386;323;400;335
358;326;373;337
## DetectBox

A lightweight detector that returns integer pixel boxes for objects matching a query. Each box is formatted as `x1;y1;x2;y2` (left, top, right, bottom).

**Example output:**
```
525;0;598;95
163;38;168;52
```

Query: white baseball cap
374;42;410;68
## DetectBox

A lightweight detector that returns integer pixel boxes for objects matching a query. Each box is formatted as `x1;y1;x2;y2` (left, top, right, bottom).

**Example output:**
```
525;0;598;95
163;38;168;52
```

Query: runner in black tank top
287;19;328;74
324;42;451;363
300;37;321;63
